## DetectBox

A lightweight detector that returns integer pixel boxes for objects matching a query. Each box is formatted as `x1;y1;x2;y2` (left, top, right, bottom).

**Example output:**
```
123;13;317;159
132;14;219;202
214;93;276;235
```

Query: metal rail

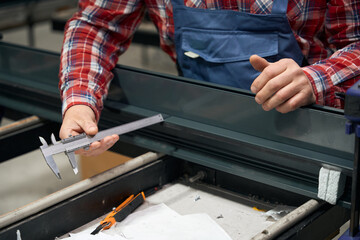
0;115;40;135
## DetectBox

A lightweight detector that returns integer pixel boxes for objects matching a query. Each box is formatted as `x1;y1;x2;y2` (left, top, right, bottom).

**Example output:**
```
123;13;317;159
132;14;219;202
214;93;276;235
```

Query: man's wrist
62;102;101;122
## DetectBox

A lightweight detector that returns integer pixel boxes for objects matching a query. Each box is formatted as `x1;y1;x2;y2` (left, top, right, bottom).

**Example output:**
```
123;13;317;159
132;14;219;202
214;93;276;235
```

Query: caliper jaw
39;136;62;179
39;134;81;179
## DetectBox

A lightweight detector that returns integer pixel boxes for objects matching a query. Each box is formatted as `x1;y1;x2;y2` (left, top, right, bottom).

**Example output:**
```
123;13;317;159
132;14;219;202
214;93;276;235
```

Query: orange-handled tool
91;192;146;235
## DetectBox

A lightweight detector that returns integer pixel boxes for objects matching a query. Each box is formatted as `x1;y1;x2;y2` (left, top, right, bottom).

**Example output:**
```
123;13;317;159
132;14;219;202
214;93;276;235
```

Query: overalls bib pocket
179;28;279;89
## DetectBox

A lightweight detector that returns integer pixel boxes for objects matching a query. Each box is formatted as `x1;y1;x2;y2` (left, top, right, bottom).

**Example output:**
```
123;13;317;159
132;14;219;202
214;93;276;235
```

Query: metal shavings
217;214;224;219
16;230;22;240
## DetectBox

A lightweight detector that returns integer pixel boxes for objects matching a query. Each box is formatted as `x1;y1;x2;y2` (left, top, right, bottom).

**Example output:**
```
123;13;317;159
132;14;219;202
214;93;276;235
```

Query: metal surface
110;67;352;159
123;182;275;239
252;199;322;240
0;156;180;240
342;82;360;238
0;156;350;240
0;42;354;207
349;136;360;236
0;42;61;122
0;118;60;162
277;203;349;240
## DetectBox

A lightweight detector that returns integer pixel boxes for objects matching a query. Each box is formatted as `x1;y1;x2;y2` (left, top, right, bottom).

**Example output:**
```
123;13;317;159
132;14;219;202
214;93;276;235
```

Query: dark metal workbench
0;42;352;239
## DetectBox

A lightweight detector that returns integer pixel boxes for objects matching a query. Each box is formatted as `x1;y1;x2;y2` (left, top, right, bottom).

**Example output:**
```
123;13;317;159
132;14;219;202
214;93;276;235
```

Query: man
59;0;360;156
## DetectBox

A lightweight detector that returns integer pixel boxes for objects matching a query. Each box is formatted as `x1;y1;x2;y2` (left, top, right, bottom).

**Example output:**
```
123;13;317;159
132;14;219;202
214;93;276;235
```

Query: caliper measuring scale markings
39;114;164;179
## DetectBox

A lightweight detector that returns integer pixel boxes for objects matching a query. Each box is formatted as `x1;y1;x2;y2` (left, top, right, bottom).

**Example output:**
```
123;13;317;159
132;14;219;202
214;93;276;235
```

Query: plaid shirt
59;0;360;120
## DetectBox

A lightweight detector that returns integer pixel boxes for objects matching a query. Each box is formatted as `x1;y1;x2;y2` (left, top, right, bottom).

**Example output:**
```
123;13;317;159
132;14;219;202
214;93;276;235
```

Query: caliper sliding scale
39;114;164;179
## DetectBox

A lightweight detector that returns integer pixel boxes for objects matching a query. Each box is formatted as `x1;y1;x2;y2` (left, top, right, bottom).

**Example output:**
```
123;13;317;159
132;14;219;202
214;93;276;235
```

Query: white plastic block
317;167;345;205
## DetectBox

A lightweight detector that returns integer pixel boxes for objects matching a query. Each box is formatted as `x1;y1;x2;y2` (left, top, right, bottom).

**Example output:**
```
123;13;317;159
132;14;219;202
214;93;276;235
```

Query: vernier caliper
39;114;164;179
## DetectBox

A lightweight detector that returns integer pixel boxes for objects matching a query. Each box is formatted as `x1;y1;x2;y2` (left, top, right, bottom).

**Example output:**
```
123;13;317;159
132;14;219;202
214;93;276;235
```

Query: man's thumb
83;121;98;136
250;55;270;72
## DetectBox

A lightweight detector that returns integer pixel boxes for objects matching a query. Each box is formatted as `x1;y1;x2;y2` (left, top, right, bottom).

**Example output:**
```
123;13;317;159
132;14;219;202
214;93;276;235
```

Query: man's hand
249;55;316;113
59;105;119;156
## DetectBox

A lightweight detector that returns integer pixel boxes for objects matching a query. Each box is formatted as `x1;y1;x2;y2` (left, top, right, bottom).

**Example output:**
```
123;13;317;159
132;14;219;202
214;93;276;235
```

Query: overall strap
271;0;289;14
171;0;185;7
171;0;289;12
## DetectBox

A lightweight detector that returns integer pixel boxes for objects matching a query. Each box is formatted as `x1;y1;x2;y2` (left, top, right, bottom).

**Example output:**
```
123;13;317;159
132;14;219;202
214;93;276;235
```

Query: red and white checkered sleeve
59;0;146;121
303;1;360;109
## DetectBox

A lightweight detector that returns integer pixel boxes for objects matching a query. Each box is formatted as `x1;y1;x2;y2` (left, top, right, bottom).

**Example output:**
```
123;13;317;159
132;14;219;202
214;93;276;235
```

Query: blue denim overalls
172;0;304;90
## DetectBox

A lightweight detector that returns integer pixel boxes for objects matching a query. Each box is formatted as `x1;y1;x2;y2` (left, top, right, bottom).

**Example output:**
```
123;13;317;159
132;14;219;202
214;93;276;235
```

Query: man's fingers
250;57;316;113
250;57;287;95
260;79;315;113
260;81;300;111
250;55;270;72
249;55;269;94
254;70;292;105
59;105;97;139
59;105;122;157
275;86;316;113
60;117;81;139
75;141;100;155
79;134;119;156
60;119;98;139
275;91;309;113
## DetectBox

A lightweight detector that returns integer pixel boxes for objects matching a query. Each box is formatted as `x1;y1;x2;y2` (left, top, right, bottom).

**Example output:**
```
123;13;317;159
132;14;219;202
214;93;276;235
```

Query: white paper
66;230;126;240
61;203;232;240
114;204;231;240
